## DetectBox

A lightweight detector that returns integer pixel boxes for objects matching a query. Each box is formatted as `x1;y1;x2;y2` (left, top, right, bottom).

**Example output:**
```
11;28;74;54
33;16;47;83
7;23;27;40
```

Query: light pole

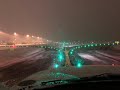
26;35;30;38
14;32;17;36
14;32;17;44
37;37;40;44
26;35;30;44
37;37;40;39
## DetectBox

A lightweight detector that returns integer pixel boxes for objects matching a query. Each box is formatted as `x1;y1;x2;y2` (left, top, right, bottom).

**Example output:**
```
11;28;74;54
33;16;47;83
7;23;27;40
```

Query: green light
91;44;93;47
100;44;102;46
54;64;59;68
58;50;60;52
58;54;63;61
78;46;80;48
70;51;73;55
84;45;86;47
95;44;97;46
104;44;106;45
77;63;82;68
71;49;74;51
57;51;64;62
88;45;90;47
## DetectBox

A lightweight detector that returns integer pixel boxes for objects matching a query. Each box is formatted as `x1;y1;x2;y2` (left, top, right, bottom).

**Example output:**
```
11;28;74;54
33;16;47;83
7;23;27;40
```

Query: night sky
0;0;120;41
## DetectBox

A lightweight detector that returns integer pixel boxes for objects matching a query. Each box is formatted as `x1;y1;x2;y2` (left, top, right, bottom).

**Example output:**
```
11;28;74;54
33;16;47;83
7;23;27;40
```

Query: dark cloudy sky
0;0;120;41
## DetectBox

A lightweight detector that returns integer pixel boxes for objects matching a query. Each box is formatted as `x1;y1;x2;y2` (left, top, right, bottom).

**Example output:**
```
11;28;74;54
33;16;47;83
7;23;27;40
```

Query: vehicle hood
1;65;120;90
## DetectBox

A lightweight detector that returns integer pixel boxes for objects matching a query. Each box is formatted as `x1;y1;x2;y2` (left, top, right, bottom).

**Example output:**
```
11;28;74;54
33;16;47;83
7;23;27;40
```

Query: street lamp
26;35;30;44
26;35;30;38
13;32;18;44
14;32;17;36
37;37;40;39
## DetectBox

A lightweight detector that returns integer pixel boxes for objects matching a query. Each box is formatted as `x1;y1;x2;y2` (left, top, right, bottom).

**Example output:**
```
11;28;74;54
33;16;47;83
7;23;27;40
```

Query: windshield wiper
40;73;120;86
18;73;120;90
65;73;120;83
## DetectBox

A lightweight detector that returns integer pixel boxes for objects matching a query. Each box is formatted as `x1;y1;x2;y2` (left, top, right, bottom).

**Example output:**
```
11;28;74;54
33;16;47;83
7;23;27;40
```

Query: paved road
0;47;53;87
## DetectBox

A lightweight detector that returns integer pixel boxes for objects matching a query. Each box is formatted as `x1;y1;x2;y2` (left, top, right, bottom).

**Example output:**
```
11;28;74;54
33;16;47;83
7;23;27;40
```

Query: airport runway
0;47;53;86
78;49;120;65
1;47;120;87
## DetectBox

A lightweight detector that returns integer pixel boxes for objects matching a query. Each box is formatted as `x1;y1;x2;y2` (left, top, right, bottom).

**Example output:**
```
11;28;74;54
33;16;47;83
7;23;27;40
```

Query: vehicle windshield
0;0;120;89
